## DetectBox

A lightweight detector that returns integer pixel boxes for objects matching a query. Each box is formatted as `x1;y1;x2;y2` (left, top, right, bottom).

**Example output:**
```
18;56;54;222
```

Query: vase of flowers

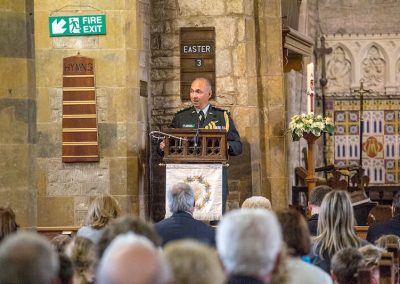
288;113;334;142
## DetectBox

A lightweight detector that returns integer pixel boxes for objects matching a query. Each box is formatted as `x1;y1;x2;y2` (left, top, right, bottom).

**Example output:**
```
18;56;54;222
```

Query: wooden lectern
162;128;228;220
162;128;228;164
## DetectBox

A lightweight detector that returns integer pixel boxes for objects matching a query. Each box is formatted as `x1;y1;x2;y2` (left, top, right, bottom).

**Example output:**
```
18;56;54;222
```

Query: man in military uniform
160;77;242;212
160;77;242;155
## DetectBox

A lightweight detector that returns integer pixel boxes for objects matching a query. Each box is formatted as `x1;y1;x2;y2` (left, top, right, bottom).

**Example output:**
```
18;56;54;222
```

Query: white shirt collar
195;104;210;117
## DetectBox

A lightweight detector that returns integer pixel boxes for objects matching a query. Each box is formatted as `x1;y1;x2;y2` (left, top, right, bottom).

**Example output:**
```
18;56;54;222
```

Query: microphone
194;114;201;147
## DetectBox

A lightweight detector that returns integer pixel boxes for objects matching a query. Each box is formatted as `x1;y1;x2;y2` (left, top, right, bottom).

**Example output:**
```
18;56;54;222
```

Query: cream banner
166;164;223;221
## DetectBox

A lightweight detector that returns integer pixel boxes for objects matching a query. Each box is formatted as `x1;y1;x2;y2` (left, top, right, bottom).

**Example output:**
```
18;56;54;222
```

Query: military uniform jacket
170;105;242;156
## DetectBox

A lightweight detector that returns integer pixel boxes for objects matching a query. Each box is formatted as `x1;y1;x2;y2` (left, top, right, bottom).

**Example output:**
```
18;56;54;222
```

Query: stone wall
0;1;36;227
33;0;146;226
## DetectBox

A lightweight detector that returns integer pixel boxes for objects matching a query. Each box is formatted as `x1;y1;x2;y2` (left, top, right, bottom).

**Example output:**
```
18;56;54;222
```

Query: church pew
36;226;80;240
354;225;369;240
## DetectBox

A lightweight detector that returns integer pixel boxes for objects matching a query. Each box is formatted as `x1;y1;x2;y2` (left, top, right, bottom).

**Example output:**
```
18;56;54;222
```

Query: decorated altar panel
331;100;400;185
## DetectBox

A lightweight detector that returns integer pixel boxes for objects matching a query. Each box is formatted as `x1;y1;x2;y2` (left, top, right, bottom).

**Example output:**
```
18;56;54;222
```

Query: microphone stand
194;116;201;149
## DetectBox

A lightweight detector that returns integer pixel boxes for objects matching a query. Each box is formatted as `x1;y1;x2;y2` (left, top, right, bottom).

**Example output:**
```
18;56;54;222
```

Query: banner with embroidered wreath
165;163;223;221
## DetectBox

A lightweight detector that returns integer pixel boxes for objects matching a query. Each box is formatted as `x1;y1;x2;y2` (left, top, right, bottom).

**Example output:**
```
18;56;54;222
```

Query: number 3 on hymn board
195;59;203;67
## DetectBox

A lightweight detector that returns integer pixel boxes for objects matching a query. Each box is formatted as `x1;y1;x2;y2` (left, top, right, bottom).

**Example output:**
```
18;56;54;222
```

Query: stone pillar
34;1;146;226
0;1;36;227
255;0;288;208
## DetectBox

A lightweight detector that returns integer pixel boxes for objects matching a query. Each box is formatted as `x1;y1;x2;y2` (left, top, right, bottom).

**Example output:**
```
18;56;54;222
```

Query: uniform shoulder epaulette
176;106;193;114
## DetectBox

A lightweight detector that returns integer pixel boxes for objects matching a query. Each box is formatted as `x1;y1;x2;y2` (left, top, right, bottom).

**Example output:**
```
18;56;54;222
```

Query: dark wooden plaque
62;55;99;162
180;27;215;100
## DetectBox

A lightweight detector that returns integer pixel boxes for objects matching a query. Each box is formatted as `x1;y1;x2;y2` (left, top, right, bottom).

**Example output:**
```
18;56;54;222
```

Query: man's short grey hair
217;209;282;278
0;231;59;284
167;182;195;213
97;233;170;284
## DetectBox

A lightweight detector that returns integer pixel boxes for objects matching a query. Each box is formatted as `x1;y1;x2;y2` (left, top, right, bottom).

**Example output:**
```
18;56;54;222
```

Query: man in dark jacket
307;185;333;236
366;192;400;243
155;182;215;247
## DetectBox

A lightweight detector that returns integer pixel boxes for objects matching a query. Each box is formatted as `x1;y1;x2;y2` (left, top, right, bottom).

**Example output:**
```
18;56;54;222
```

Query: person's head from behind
97;214;161;258
51;234;72;254
241;196;272;210
375;234;400;250
164;239;225;284
331;248;365;284
315;190;360;258
65;236;97;284
392;192;400;216
358;244;385;268
190;77;212;109
0;207;18;242
0;231;59;284
97;233;171;284
217;209;282;283
167;182;195;214
308;185;332;214
85;194;121;229
276;208;310;257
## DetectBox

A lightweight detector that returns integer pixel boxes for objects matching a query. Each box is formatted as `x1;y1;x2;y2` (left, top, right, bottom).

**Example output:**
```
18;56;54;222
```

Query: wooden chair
368;205;393;224
386;244;400;283
379;252;395;284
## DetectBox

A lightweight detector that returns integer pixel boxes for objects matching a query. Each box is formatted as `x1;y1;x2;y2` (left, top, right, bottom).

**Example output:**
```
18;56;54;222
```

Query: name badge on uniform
182;124;195;128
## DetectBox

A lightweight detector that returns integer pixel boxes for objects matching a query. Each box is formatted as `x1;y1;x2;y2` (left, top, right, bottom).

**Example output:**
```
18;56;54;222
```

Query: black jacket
308;214;319;236
170;105;242;156
366;214;400;243
154;211;216;247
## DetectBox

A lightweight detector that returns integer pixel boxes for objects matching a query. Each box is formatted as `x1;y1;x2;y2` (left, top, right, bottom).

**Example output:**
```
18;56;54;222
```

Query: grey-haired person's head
0;231;59;284
217;209;282;282
167;182;195;213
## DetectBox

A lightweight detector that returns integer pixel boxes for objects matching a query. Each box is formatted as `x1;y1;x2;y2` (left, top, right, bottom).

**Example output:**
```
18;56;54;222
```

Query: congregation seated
307;185;332;236
310;190;366;273
374;234;400;249
77;194;121;244
366;192;400;243
331;247;365;284
0;207;18;242
216;209;282;284
276;208;333;284
163;239;225;284
155;182;215;247
241;196;272;210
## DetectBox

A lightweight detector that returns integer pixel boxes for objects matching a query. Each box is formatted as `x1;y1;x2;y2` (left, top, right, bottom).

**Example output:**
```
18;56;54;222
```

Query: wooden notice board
62;55;99;162
180;27;215;100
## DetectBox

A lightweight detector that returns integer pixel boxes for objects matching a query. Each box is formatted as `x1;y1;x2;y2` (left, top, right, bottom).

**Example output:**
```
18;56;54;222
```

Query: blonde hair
85;195;120;229
313;190;361;259
375;234;400;250
164;240;225;284
358;244;385;267
66;237;97;284
241;196;272;210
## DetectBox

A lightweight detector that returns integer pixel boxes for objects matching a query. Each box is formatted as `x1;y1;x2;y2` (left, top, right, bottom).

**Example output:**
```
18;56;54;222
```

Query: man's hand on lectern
159;140;165;151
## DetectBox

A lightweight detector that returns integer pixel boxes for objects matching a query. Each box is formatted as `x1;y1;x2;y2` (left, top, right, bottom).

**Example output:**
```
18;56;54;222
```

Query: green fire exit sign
49;15;106;37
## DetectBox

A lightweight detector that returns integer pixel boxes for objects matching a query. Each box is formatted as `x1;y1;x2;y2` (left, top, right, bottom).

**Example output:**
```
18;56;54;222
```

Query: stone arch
393;47;400;87
326;43;354;92
359;43;388;91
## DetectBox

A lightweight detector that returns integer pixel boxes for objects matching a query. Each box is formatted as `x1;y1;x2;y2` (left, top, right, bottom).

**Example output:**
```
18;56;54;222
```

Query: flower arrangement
288;114;334;141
